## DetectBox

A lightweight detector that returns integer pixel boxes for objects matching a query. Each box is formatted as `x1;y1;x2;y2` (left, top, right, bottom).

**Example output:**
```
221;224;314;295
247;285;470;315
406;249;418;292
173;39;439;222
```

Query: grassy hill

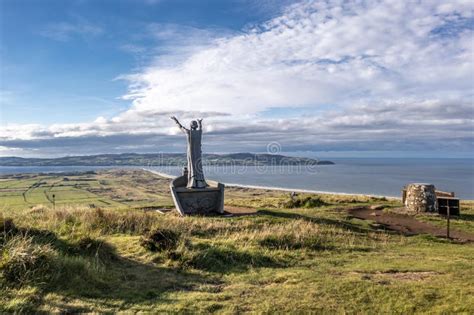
0;170;473;313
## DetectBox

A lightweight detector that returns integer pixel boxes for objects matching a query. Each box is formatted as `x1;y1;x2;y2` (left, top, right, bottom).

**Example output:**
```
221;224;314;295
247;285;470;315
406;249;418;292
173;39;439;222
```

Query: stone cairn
404;183;437;213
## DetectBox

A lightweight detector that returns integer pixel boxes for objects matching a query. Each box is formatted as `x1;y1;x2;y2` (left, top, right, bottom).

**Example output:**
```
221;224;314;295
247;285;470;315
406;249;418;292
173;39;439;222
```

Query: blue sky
1;0;283;124
0;0;473;157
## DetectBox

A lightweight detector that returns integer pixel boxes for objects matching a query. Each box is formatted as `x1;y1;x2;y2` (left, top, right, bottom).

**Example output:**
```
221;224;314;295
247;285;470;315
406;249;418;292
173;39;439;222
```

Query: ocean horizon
1;157;473;199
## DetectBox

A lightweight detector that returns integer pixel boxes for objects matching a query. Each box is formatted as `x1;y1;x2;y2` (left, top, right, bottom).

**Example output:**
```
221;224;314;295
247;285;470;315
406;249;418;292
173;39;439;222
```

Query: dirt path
348;207;474;242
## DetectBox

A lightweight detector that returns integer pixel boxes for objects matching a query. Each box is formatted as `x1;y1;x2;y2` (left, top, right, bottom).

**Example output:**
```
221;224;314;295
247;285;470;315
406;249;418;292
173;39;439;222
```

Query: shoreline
144;168;401;201
1;166;469;201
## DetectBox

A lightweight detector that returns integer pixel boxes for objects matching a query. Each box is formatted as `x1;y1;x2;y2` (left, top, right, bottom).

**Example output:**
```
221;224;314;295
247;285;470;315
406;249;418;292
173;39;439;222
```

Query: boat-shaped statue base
170;175;225;216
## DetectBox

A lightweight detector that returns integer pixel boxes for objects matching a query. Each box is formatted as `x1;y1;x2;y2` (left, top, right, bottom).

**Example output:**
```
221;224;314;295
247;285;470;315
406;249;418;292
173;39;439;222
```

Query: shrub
0;217;16;252
140;229;180;252
83;208;157;235
281;196;327;209
0;235;56;286
176;243;278;272
0;217;15;234
72;237;117;263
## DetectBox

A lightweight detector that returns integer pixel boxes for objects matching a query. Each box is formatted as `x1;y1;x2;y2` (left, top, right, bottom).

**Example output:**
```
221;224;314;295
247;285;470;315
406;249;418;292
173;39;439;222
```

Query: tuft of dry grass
72;236;118;264
0;234;56;286
3;206;159;237
1;216;16;234
140;229;180;252
280;196;328;209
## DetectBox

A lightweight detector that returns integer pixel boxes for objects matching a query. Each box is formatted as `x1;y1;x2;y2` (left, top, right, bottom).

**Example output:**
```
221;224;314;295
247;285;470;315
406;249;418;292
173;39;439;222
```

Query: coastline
1;165;469;201
144;168;401;201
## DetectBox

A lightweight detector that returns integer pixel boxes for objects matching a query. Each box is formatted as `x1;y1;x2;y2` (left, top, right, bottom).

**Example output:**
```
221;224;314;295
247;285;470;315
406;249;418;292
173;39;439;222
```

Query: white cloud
2;0;473;155
118;0;472;116
39;20;104;41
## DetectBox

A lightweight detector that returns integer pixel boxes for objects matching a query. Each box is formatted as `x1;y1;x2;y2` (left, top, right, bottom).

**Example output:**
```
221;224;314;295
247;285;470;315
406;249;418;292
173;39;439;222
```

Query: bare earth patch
348;207;474;242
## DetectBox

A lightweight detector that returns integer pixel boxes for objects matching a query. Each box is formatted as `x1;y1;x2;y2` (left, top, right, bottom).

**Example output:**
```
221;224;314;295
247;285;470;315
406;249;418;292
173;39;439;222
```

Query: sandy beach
144;168;401;200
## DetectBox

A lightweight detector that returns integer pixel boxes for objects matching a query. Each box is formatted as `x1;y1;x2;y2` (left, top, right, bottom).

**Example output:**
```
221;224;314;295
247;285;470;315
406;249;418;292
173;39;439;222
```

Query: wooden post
446;203;450;239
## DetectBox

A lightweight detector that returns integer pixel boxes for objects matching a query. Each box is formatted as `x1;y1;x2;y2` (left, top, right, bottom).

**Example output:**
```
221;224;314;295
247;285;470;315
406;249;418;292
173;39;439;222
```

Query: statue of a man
171;116;208;189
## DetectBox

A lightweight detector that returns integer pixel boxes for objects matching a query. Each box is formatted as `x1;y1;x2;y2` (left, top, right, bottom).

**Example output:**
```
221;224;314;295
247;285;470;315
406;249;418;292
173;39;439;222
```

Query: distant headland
0;153;335;167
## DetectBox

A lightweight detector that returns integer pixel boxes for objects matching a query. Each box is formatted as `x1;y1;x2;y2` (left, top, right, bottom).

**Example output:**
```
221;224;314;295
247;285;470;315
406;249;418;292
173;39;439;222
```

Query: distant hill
0;153;334;167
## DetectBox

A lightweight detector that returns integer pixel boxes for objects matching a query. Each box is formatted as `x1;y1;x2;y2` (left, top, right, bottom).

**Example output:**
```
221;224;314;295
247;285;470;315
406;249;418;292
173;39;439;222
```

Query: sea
1;158;473;199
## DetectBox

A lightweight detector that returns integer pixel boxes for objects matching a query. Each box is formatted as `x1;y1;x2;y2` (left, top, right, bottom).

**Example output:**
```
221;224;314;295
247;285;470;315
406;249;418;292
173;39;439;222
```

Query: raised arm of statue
197;118;203;130
170;116;189;132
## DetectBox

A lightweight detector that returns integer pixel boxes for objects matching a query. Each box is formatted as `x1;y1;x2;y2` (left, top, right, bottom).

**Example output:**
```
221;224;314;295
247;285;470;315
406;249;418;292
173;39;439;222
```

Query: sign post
446;204;450;239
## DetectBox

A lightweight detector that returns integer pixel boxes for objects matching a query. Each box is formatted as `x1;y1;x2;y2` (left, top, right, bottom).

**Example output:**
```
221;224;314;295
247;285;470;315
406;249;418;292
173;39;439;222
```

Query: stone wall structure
404;183;438;213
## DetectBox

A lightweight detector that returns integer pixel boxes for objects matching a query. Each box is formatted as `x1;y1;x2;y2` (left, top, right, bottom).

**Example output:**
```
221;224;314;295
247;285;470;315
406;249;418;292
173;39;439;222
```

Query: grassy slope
0;170;473;313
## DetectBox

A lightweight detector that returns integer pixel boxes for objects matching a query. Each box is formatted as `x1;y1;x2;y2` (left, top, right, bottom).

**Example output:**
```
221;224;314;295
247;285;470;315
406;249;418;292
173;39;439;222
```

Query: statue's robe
185;129;208;188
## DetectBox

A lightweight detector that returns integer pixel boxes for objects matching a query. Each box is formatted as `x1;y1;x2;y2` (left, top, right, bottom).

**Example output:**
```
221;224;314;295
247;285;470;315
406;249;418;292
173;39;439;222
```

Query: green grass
0;171;173;210
1;170;473;313
416;201;474;234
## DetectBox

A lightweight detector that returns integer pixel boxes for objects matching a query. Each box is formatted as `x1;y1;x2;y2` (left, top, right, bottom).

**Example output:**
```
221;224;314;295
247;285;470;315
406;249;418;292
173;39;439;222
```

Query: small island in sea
0;153;335;167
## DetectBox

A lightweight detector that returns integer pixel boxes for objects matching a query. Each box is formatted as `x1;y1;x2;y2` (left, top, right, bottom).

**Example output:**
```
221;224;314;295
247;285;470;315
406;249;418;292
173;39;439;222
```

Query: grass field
0;170;172;210
1;170;473;313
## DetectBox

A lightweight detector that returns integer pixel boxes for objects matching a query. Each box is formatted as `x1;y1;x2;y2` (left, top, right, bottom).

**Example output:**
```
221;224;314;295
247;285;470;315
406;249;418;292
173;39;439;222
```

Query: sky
0;0;473;158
